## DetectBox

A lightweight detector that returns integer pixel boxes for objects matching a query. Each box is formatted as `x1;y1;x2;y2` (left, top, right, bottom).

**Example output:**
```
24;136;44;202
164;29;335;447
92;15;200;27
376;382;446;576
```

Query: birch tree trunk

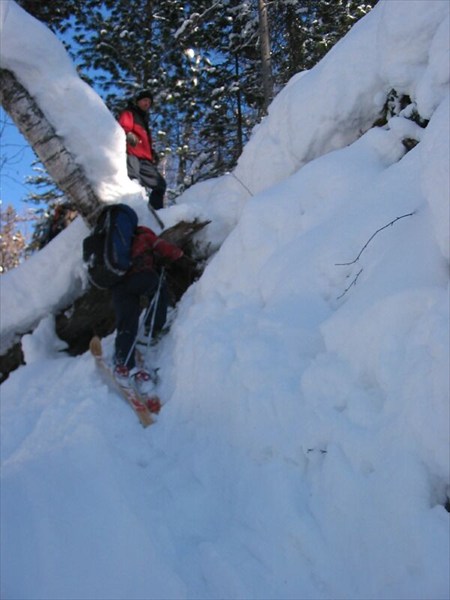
0;68;101;226
258;0;274;115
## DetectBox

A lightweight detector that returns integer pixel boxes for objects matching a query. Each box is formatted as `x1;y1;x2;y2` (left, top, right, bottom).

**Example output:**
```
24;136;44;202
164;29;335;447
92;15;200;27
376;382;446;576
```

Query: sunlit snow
1;1;449;599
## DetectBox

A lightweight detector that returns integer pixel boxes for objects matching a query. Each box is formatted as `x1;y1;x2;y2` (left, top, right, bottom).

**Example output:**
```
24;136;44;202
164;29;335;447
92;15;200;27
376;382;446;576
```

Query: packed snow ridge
1;1;449;599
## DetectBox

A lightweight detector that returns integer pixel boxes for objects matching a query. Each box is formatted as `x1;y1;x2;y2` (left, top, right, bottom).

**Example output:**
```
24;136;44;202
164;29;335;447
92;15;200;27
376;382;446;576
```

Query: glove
126;132;139;147
155;248;183;267
171;247;183;261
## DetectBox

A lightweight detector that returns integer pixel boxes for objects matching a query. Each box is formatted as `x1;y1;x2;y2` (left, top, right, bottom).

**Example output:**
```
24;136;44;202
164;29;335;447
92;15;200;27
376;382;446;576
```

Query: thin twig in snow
336;268;364;300
228;171;254;197
335;211;416;266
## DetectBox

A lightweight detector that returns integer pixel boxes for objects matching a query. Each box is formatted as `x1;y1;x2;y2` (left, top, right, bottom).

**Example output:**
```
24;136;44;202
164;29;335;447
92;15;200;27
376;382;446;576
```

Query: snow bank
178;0;450;248
420;93;450;258
0;217;88;354
1;1;449;599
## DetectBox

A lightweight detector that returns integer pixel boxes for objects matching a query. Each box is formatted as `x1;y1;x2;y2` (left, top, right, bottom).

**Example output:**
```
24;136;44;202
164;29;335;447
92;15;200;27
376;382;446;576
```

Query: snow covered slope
1;1;449;599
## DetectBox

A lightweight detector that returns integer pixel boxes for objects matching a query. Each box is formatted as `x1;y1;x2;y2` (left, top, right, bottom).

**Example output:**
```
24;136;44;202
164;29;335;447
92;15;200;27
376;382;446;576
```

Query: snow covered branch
0;69;101;226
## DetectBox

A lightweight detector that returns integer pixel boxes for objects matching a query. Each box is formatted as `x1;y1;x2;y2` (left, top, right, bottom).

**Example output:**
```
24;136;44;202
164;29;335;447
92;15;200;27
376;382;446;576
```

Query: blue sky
1;107;37;213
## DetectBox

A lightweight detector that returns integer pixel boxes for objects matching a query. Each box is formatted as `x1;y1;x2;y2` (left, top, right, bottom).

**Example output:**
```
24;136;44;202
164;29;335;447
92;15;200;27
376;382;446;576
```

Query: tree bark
258;0;273;115
0;69;101;226
235;53;243;156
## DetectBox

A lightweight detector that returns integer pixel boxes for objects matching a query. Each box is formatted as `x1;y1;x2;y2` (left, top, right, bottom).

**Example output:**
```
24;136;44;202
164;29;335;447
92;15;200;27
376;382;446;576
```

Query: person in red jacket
118;90;166;210
112;225;183;397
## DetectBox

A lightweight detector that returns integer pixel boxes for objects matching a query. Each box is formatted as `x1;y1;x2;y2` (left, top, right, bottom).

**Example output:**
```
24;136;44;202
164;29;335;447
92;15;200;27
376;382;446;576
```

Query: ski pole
149;205;164;229
143;267;165;362
147;267;165;338
124;294;157;368
124;267;165;367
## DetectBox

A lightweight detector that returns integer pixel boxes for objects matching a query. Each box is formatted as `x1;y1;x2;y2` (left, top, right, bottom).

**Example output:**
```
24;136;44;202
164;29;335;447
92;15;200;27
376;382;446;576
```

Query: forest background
0;0;377;270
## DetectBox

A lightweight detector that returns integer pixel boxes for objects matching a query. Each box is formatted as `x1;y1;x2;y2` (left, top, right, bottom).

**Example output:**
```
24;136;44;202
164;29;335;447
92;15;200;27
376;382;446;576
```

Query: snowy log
0;69;101;226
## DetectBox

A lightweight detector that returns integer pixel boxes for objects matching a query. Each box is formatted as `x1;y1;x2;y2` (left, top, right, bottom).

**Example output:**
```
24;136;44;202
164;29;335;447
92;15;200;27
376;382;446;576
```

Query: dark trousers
112;270;168;369
127;155;166;210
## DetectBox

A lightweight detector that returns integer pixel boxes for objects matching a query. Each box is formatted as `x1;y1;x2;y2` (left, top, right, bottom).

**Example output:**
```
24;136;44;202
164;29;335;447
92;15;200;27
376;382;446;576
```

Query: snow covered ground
1;1;449;599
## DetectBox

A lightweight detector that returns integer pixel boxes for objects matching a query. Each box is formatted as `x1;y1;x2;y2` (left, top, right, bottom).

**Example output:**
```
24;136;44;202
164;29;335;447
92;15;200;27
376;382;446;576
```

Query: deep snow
1;1;449;599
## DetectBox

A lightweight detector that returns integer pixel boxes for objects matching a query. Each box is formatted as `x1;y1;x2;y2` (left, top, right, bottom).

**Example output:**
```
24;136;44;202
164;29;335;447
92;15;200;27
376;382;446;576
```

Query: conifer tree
10;0;378;205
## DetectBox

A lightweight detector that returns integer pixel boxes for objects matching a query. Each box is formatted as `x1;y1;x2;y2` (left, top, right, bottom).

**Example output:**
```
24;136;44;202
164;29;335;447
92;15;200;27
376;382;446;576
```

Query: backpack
82;204;138;289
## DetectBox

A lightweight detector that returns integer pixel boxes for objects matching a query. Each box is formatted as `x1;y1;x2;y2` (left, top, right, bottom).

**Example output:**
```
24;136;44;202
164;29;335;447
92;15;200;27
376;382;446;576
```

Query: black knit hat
135;89;153;102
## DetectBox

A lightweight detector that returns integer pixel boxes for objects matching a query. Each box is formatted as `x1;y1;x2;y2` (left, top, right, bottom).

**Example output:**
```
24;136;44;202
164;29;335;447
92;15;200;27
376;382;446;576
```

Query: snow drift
1;1;449;599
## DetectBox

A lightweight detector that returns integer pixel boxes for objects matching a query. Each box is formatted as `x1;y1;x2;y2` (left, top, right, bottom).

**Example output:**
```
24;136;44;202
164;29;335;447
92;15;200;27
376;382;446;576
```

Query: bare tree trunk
141;0;154;86
258;0;273;115
176;120;192;187
235;53;243;157
0;69;101;226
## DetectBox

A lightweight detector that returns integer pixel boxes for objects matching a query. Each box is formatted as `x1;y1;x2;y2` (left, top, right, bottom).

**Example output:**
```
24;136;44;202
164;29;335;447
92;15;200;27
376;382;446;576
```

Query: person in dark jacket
112;225;183;397
118;90;166;210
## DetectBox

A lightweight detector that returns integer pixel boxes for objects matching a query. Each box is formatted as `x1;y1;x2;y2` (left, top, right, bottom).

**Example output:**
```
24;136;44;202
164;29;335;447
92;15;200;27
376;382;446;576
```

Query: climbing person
112;224;183;396
118;89;167;210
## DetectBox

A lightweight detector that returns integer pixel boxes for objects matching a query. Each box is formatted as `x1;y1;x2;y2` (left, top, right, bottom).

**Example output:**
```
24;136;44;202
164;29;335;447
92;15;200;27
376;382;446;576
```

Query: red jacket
118;109;154;161
130;226;183;273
